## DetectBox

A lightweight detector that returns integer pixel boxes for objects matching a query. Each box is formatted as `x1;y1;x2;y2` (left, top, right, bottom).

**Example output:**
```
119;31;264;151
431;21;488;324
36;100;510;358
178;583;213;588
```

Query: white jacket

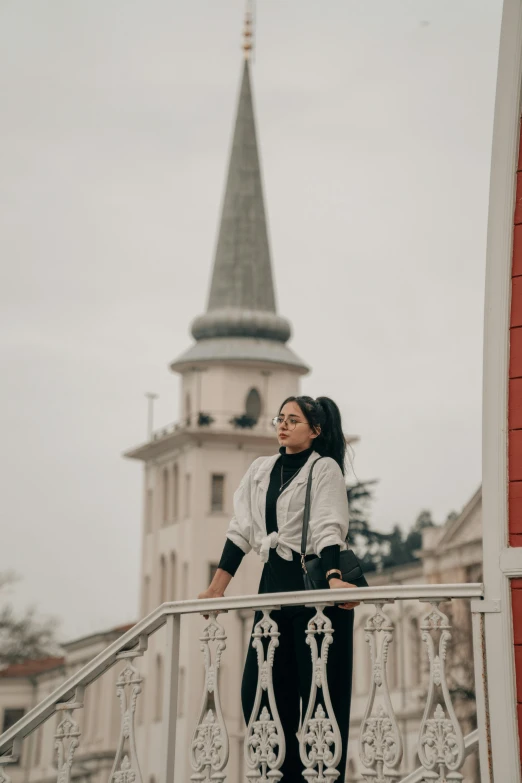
226;451;349;563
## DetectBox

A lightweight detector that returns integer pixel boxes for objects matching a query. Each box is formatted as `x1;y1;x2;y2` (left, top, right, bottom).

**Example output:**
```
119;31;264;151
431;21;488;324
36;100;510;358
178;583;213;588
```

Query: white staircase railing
0;583;486;783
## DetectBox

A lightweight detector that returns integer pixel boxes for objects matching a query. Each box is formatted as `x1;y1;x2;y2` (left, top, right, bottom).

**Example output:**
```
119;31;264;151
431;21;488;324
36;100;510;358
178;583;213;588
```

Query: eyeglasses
271;415;303;431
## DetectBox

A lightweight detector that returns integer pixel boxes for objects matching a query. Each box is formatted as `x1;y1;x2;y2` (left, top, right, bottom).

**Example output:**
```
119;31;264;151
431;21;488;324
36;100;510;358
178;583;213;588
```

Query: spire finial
242;0;254;60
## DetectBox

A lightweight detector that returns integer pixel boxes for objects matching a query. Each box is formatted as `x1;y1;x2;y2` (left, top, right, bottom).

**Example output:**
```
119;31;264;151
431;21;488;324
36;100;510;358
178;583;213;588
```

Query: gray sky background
0;0;502;640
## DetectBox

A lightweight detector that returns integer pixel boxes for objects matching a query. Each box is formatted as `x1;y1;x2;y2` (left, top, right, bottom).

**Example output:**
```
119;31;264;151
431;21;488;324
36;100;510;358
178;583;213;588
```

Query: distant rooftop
0;656;65;679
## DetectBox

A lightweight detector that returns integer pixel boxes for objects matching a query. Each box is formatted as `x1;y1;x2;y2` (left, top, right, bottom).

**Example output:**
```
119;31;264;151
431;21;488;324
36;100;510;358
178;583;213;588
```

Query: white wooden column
482;0;522;778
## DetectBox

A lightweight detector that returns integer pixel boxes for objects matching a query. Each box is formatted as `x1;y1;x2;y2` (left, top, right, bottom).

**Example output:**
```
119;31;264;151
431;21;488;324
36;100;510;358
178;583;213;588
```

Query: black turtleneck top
218;448;341;579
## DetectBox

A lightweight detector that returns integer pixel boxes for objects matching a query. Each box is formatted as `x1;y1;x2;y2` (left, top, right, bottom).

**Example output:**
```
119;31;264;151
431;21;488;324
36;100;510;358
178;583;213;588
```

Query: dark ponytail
278;395;347;475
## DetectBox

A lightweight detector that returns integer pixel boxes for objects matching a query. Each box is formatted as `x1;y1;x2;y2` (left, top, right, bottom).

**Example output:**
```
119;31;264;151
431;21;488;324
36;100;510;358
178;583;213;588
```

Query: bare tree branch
0;572;62;667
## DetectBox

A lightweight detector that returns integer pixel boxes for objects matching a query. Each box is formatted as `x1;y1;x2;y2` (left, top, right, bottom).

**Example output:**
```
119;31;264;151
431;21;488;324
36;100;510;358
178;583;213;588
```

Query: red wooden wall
508;121;522;760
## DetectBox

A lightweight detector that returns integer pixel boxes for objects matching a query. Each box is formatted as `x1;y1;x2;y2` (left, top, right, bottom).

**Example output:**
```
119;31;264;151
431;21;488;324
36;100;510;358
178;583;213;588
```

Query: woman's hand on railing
198;586;225;601
197;568;233;618
197;586;225;619
327;578;360;610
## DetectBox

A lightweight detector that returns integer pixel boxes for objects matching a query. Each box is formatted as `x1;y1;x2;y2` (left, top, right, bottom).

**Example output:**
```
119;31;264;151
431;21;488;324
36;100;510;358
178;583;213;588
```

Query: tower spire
171;12;308;375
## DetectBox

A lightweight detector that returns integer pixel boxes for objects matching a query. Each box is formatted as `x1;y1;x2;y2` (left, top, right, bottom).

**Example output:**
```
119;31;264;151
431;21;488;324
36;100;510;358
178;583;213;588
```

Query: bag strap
301;457;324;571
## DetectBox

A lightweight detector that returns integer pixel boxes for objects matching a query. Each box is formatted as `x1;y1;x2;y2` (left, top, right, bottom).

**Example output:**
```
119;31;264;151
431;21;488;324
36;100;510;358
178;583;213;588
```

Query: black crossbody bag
301;458;369;590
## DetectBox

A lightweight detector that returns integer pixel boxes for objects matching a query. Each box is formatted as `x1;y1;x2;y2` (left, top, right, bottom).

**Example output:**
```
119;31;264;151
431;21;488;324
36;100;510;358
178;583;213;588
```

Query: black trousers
241;552;354;782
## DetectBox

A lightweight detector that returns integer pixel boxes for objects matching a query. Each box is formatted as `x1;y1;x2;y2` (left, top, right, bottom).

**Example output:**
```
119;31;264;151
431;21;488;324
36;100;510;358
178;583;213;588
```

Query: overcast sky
0;0;502;640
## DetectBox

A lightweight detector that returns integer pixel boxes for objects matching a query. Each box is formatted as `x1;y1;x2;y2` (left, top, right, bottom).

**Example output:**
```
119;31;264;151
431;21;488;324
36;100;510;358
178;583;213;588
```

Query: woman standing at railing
198;395;358;781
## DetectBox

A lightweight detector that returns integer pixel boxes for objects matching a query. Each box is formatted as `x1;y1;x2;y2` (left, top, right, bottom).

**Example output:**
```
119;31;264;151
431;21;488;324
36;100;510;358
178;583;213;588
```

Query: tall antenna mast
242;0;255;63
145;392;158;438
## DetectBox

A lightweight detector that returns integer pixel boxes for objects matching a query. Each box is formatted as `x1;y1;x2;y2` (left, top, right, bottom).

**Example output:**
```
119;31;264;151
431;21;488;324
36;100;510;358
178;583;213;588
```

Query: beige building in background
347;487;482;781
0;45;483;783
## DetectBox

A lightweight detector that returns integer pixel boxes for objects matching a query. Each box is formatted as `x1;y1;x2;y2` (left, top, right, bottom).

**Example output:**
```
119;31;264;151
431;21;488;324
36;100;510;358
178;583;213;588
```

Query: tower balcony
152;410;277;439
125;412;360;461
125;411;281;461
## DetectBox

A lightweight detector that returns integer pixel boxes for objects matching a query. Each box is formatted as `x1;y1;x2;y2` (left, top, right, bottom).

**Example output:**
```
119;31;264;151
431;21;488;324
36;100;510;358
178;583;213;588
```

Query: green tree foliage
346;483;439;572
346;480;390;571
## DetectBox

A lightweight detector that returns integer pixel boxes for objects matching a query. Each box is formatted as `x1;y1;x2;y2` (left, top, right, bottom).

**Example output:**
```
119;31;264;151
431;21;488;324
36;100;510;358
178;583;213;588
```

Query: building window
162;468;170;524
182;563;189;600
177;667;186;717
211;474;225;513
208;563;219;585
185;474;191;518
387;632;398;691
2;708;25;733
359;616;372;695
347;759;357;782
173;464;179;522
143;575;150;616
159;556;167;604
185;393;192;426
155;655;163;721
2;709;24;766
409;616;421;686
145;488;153;533
245;388;262;421
134;665;145;726
33;723;43;766
170;553;177;601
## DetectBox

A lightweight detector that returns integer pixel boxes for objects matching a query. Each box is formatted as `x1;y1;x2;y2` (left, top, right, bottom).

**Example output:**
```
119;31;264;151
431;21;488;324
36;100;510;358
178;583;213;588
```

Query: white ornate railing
0;584;487;783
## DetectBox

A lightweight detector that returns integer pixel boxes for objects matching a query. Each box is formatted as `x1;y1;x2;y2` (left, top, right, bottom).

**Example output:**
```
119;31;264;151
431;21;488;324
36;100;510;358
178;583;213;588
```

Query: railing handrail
159;582;484;614
0;582;484;756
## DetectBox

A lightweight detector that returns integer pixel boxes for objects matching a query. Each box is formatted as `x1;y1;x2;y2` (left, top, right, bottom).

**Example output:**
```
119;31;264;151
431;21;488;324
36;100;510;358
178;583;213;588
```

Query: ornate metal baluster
54;685;85;783
109;649;145;783
358;603;402;783
417;602;465;782
0;738;21;783
190;612;229;782
55;711;81;783
299;605;341;782
244;608;285;781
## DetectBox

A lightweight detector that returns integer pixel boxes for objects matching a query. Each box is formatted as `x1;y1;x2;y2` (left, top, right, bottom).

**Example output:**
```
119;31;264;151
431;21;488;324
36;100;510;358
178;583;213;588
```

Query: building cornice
124;427;277;462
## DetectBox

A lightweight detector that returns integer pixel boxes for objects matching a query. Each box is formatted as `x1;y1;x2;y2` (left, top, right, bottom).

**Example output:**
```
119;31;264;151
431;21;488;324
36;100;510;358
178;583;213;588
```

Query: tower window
155;655;163;721
173;463;179;522
143;575;150;616
185;474;191;517
245;388;262;421
162;468;170;524
145;488;153;533
211;474;225;513
170;553;177;601
159;555;167;604
185;392;192;426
